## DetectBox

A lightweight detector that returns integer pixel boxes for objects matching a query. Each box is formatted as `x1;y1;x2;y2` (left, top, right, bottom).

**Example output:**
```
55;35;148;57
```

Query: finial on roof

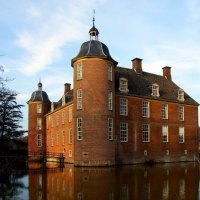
89;9;99;40
38;80;42;91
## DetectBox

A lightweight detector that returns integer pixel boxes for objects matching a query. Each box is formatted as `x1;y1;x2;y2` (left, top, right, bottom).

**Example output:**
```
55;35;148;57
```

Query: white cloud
15;0;106;75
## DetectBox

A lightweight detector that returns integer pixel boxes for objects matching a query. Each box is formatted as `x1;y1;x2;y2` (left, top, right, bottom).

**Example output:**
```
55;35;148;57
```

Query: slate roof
29;90;50;102
115;67;198;106
71;40;118;66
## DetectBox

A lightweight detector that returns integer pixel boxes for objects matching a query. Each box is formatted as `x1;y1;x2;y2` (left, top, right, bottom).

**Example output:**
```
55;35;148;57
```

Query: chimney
64;83;71;94
132;58;143;74
162;66;172;81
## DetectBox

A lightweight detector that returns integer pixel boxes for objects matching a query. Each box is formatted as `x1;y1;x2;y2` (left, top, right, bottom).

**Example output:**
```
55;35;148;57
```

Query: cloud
15;0;106;75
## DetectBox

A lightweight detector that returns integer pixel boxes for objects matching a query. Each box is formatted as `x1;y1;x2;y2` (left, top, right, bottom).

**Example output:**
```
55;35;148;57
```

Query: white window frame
178;89;185;101
108;118;113;140
56;113;59;126
143;124;150;142
37;118;42;130
162;125;168;143
62;130;65;145
108;63;112;81
69;107;72;122
37;133;42;147
152;84;160;97
77;62;82;80
77;89;82;110
142;101;150;118
119;78;129;92
108;90;113;110
56;131;59;146
120;122;128;142
69;150;72;158
51;116;54;127
178;106;184;121
179;127;185;143
69;128;72;144
37;104;42;113
77;118;83;140
120;98;128;116
162;104;168;119
62;111;65;125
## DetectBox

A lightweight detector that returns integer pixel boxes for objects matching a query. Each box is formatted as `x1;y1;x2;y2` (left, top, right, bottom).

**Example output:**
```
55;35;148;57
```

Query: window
51;116;54;127
120;98;128;116
162;104;168;119
37;118;42;130
77;118;83;140
47;135;49;146
162;125;168;143
37;104;42;113
51;134;54;146
108;90;112;110
62;130;65;145
77;62;82;80
69;107;72;122
143;101;150;118
178;106;184;121
62;95;65;106
69;128;72;144
152;84;160;97
108;63;112;81
56;114;59;126
37;134;42;147
108;118;113;140
77;89;82;110
179;127;184;143
62;111;65;125
178;89;184;101
143;124;150;142
69;150;72;158
56;131;59;146
120;122;128;142
119;78;128;92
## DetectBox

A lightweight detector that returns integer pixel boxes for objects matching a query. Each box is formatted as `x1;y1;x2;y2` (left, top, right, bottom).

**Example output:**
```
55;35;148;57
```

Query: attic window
62;95;65;106
178;89;185;101
151;83;160;97
119;78;129;92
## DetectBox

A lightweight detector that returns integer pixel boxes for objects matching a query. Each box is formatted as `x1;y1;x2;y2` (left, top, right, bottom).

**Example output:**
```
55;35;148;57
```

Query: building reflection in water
28;162;199;200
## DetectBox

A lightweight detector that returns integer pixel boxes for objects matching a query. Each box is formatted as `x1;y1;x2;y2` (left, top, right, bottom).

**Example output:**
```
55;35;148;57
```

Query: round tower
72;20;118;166
28;82;51;155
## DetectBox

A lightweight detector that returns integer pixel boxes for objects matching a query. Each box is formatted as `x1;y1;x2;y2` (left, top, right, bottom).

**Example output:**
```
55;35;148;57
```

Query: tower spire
89;9;99;40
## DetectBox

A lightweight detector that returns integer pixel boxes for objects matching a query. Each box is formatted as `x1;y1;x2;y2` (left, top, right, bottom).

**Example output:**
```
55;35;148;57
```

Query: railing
28;152;65;158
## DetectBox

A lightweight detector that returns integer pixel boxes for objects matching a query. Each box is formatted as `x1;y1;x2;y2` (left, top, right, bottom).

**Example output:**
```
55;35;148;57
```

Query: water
0;162;199;200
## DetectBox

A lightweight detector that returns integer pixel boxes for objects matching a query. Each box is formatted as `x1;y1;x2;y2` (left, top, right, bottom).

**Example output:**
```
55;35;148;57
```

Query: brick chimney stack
162;66;172;81
64;83;71;94
132;58;143;74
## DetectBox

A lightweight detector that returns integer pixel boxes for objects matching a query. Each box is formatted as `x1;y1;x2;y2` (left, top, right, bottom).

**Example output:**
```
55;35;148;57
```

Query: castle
28;20;199;166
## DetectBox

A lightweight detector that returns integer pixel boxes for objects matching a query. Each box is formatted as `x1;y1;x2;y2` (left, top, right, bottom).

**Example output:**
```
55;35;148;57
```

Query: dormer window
51;102;54;112
119;78;129;92
152;83;160;97
62;95;65;106
178;89;184;101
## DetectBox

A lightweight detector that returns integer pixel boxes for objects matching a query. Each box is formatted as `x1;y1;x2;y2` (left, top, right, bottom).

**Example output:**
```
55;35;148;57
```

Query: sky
1;0;200;131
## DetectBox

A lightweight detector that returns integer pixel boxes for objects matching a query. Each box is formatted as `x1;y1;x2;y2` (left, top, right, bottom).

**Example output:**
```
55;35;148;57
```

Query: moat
0;161;199;199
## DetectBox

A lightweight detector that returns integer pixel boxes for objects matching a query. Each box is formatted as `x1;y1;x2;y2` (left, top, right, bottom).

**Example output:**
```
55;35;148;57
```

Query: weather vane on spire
93;9;95;27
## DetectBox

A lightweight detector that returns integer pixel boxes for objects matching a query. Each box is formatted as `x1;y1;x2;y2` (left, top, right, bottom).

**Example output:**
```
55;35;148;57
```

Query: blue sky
1;0;200;130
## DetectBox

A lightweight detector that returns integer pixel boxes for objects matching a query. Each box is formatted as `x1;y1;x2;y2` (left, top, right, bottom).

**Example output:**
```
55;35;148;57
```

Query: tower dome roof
28;82;50;102
72;40;118;66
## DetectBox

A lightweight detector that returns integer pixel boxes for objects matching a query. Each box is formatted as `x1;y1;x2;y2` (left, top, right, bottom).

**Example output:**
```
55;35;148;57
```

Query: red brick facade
28;25;199;166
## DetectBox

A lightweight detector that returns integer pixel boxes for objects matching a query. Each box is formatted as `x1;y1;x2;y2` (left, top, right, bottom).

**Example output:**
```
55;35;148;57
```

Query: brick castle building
28;21;199;166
